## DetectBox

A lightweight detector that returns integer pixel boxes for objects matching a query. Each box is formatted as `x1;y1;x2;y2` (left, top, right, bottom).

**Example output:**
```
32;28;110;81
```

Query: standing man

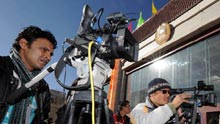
0;26;57;124
130;78;191;124
113;100;131;124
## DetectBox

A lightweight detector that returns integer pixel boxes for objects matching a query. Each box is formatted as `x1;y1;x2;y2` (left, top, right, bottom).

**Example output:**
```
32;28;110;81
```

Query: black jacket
0;56;51;124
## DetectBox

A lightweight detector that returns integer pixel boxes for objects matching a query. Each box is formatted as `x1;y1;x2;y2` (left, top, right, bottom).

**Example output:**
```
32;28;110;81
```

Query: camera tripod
61;89;112;124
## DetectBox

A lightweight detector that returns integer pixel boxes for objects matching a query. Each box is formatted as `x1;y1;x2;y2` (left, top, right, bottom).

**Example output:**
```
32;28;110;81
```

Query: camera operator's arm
171;93;192;108
171;93;192;124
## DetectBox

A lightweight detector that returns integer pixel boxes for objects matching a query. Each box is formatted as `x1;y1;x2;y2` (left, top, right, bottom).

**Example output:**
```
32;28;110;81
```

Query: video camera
54;4;139;124
54;4;139;91
171;81;217;124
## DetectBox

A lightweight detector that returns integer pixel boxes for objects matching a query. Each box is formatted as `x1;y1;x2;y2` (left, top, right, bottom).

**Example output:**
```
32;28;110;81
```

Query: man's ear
19;38;28;49
149;92;155;97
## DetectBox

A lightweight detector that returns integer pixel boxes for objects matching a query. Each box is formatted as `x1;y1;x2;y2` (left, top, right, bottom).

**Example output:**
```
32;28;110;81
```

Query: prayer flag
152;0;158;15
136;11;144;28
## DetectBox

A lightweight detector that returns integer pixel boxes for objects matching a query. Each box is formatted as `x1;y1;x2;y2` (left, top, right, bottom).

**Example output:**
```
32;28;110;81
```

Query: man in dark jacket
0;26;57;124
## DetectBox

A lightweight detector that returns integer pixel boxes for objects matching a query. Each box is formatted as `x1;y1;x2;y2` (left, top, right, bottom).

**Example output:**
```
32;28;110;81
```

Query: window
127;33;220;108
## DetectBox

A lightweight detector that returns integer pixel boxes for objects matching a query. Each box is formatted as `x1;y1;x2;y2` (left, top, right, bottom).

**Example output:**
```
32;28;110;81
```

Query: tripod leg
191;102;197;124
67;100;76;124
77;107;86;124
61;100;72;124
104;99;111;124
96;101;102;124
77;104;92;124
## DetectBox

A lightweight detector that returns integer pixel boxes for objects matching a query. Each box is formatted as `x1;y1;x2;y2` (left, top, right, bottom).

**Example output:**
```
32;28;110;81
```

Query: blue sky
0;0;168;91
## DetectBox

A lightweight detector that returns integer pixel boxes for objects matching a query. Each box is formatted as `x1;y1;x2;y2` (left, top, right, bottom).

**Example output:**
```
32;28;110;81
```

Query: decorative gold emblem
155;22;171;45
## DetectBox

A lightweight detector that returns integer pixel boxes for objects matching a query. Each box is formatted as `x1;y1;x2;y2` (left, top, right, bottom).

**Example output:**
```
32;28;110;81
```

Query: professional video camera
53;4;138;124
171;81;217;124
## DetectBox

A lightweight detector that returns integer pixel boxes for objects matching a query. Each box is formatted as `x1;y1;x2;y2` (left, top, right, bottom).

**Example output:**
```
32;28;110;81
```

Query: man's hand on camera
177;107;187;124
171;93;192;108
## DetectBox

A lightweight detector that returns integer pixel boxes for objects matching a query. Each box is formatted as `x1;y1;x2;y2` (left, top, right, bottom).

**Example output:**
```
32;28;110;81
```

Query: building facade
111;0;220;123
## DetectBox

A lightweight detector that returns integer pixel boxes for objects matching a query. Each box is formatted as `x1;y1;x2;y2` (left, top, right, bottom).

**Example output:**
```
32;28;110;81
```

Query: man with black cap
130;78;191;124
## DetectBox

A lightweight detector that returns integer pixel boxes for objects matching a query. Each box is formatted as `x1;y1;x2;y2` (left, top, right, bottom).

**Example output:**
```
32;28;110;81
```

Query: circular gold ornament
155;22;171;45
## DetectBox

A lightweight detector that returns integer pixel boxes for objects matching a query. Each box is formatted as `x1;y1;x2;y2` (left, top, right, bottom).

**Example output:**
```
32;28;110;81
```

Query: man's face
122;103;131;114
19;38;54;71
150;88;170;106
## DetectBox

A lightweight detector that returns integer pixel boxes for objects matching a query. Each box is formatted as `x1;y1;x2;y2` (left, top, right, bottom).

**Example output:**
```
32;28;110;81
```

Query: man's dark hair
118;100;129;111
13;25;57;51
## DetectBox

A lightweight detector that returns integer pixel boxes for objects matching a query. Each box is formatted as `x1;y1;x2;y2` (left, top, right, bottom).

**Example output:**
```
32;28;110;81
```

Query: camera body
55;4;139;91
69;4;138;63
